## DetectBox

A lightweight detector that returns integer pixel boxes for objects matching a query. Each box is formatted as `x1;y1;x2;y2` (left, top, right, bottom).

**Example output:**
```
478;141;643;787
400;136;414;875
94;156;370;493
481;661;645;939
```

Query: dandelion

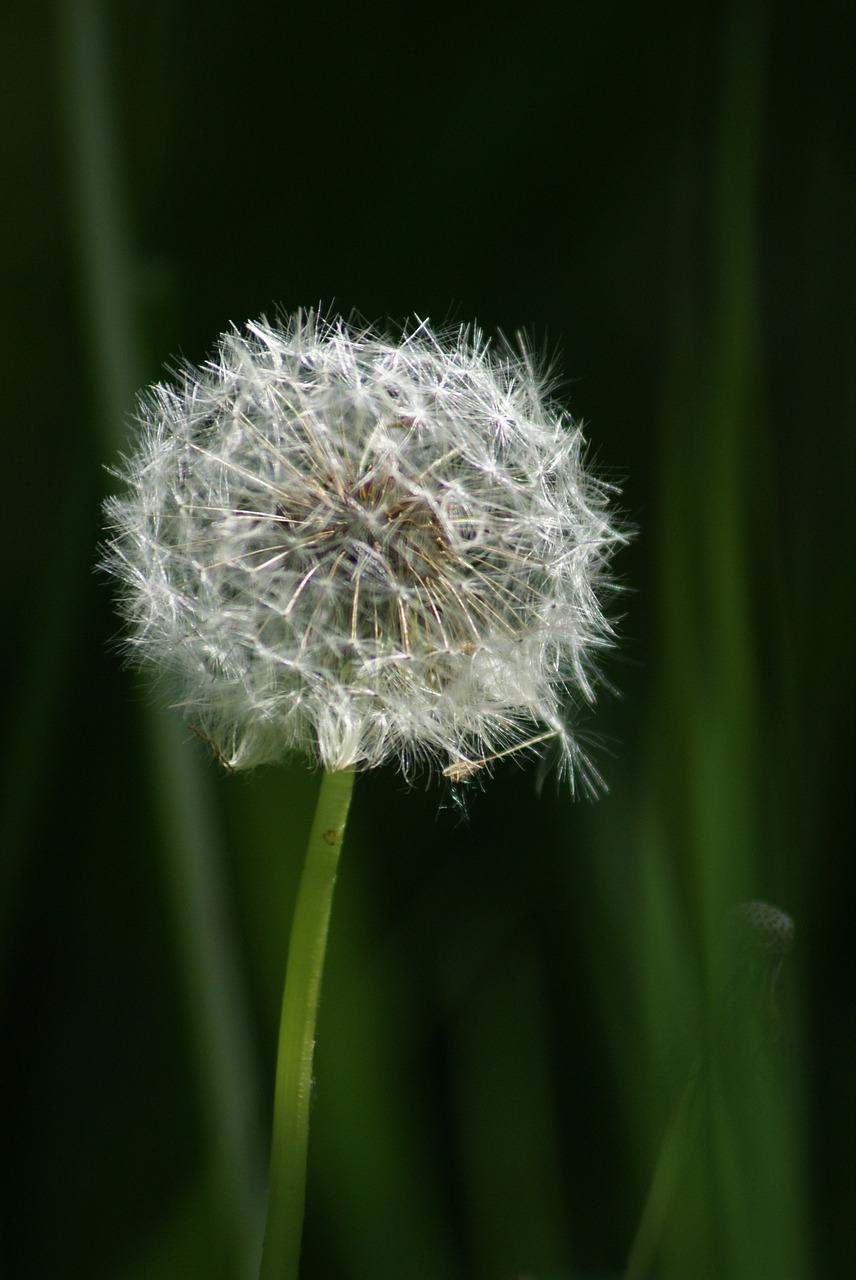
102;310;625;1280
104;310;624;784
726;900;795;1029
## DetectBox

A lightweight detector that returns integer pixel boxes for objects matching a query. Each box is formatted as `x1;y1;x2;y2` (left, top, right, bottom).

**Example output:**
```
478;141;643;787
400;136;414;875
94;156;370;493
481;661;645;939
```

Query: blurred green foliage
1;0;853;1277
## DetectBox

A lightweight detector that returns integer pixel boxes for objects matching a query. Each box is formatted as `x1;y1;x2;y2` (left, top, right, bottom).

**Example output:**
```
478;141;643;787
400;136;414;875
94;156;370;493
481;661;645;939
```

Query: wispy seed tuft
103;311;626;781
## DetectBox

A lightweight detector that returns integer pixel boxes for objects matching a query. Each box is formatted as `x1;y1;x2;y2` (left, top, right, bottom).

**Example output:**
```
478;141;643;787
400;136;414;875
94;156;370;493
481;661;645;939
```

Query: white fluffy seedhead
103;311;625;780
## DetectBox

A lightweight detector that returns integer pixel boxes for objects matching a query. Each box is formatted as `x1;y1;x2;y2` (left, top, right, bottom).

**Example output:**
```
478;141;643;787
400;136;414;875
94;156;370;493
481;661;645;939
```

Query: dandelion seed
103;310;625;780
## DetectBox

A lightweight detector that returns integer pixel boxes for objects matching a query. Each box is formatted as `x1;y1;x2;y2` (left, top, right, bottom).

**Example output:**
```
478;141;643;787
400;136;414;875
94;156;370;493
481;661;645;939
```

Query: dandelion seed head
730;901;795;957
103;311;626;780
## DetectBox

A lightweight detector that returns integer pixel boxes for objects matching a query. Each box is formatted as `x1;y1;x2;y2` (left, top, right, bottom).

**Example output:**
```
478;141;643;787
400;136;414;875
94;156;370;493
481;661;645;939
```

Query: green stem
260;767;357;1280
624;1061;701;1280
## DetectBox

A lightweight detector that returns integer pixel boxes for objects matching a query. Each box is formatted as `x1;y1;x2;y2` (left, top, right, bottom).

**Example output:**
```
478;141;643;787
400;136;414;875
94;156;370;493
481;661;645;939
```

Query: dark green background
1;1;853;1277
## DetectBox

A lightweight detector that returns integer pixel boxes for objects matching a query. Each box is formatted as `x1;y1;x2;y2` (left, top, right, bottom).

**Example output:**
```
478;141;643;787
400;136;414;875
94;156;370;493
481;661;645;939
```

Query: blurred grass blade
55;1;265;1273
629;4;808;1276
